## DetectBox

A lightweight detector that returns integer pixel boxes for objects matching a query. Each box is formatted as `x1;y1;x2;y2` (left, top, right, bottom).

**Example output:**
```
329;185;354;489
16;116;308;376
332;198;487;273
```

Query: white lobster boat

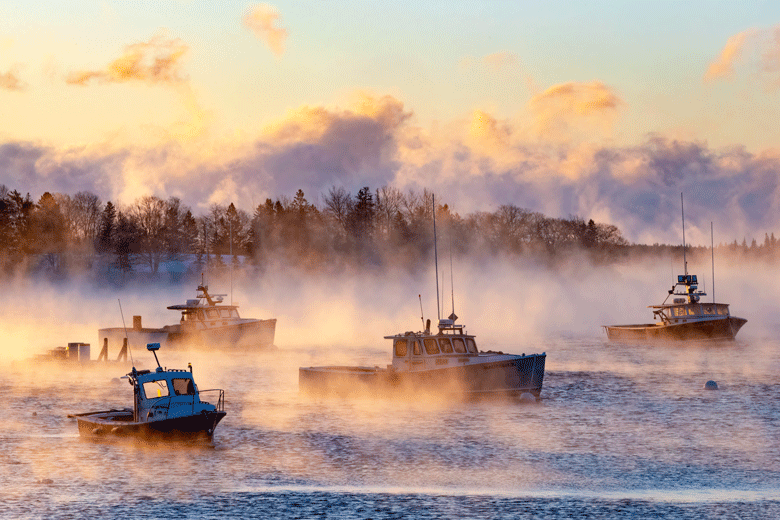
70;343;226;442
98;283;276;352
604;195;746;342
299;315;546;398
604;274;747;341
300;194;545;399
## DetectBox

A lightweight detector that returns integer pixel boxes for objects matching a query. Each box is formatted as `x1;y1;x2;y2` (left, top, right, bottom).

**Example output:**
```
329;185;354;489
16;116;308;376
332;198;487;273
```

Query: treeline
0;184;632;280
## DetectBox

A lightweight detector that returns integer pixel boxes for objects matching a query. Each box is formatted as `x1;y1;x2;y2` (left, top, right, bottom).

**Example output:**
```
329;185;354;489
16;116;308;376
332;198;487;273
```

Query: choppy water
2;336;780;519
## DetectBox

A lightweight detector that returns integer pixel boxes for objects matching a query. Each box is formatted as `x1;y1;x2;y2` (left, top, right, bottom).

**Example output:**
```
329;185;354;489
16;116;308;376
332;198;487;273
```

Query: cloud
704;25;780;88
2;91;779;247
460;51;521;72
704;29;753;81
0;66;26;91
482;51;520;71
243;3;288;56
529;81;623;140
66;32;189;86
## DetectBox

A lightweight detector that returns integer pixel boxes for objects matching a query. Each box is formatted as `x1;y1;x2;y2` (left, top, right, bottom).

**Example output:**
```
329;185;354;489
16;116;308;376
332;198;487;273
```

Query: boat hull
98;318;276;351
75;409;227;442
604;316;747;342
299;353;545;398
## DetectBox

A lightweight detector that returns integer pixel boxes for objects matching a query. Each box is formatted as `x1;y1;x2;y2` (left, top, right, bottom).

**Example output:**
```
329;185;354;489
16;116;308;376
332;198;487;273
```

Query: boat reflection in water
69;343;226;443
604;274;747;341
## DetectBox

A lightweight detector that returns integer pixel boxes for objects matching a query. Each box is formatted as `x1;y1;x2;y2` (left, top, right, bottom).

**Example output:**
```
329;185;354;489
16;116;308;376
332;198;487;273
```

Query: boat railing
199;389;225;412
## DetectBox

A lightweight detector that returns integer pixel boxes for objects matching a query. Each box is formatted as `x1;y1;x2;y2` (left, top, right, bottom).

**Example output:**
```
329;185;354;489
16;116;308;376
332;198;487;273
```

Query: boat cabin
650;273;732;325
129;343;221;423
167;284;244;331
386;316;480;371
652;302;731;325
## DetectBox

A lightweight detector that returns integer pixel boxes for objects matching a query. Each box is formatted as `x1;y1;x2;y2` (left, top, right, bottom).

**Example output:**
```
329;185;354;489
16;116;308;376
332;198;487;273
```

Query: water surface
2;336;779;519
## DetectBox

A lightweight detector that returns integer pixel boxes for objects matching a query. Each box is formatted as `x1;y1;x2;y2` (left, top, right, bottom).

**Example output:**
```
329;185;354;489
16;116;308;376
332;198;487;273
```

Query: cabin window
465;338;478;353
220;309;232;318
412;340;422;356
395;339;407;357
703;306;715;315
438;338;453;353
143;380;169;399
206;309;220;319
717;305;729;316
424;338;439;355
197;310;205;320
172;378;195;396
452;338;467;353
184;312;198;322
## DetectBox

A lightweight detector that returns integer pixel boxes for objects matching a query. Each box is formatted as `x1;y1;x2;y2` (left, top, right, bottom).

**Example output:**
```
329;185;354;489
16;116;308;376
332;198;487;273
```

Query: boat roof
384;316;475;340
167;284;237;310
128;363;193;383
648;302;730;309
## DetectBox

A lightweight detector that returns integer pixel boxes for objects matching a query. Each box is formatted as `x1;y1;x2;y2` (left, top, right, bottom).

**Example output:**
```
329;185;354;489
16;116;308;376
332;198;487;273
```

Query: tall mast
681;192;687;275
449;229;455;316
433;193;440;321
711;221;715;304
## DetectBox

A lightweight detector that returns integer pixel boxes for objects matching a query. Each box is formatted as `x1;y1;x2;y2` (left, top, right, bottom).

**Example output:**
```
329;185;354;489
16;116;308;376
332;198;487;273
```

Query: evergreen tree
96;201;116;253
114;212;137;272
348;186;375;246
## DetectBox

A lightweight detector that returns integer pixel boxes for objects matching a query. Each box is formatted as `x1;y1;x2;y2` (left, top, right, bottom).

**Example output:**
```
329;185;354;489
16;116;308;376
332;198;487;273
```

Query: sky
1;0;780;245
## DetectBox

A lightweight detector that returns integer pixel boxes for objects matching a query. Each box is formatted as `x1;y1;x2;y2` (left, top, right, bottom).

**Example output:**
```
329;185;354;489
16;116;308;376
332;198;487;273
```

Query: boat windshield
423;338;439;355
143;379;169;399
395;339;407;357
172;378;195;396
452;338;467;354
465;338;478;353
438;338;453;353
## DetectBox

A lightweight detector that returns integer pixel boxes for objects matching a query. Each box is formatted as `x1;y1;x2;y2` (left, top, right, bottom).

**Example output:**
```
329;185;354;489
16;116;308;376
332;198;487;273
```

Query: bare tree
128;195;167;274
375;185;403;239
323;186;352;231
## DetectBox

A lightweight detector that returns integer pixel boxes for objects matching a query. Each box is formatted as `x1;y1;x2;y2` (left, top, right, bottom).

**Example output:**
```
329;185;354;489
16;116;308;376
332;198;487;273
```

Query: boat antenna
118;299;135;367
711;221;715;304
230;218;233;306
433;193;440;321
419;294;425;330
681;192;687;275
449;227;455;317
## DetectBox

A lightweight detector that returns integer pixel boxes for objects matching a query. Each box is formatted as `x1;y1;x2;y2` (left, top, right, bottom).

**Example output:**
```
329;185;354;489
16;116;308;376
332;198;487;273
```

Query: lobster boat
98;283;276;352
299;315;546;398
69;343;226;442
604;273;747;341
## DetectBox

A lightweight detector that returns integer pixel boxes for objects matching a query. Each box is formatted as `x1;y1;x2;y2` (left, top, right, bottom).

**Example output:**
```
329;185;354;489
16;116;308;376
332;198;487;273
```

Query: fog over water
2;253;780;518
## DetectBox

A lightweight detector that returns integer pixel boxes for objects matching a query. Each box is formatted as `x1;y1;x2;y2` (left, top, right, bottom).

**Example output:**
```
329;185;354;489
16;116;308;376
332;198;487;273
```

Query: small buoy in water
519;392;536;403
36;478;54;485
704;380;719;390
32;412;37;416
